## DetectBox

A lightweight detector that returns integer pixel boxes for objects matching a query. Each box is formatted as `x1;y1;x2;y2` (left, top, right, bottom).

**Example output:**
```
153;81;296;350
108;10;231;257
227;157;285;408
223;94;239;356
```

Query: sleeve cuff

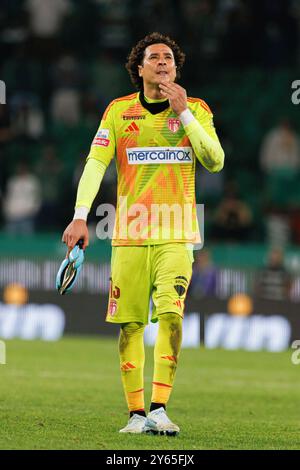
179;108;196;126
73;206;89;221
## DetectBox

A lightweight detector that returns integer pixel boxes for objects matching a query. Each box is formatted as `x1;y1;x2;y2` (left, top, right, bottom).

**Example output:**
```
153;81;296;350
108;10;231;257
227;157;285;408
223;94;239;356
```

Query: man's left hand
159;82;187;115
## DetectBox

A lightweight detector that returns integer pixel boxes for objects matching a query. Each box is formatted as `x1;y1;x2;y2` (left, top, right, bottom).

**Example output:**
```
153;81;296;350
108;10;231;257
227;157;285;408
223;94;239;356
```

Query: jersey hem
105;317;149;325
111;239;200;246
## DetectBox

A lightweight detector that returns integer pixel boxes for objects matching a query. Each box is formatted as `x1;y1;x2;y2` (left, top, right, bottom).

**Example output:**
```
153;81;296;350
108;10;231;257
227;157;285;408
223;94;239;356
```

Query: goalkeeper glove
56;239;84;295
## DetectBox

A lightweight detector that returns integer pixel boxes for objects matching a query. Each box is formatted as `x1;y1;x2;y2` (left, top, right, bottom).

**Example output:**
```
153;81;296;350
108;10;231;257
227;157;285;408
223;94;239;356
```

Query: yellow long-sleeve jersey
75;92;224;246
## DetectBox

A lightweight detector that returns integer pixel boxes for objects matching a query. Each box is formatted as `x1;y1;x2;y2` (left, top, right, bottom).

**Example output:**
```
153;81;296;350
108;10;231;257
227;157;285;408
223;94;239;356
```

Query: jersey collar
139;91;169;115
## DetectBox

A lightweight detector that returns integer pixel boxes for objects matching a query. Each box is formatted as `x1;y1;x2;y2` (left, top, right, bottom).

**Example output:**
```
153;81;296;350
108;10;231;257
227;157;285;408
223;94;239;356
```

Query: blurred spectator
11;93;44;140
260;119;300;209
97;0;132;53
189;249;218;299
35;144;64;229
25;0;72;60
0;1;28;67
2;162;42;235
26;0;71;39
255;247;291;301
260;118;300;173
265;211;291;247
50;55;83;126
211;182;253;241
51;89;81;126
51;55;84;90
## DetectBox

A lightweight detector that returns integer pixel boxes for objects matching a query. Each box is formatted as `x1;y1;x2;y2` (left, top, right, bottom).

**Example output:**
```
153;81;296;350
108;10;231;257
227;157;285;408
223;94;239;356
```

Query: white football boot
142;407;180;436
119;414;147;433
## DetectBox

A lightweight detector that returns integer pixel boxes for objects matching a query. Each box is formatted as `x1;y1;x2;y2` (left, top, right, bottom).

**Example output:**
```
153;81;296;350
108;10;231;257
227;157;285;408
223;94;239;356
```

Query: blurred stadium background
1;0;300;451
1;3;300;366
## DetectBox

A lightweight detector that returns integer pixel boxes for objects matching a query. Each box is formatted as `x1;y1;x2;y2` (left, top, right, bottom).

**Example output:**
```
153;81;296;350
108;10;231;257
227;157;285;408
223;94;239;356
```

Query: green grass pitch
0;336;299;450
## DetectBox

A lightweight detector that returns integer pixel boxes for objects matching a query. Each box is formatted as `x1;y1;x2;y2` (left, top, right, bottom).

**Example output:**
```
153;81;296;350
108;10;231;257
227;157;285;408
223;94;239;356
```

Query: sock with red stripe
151;313;182;407
119;322;145;413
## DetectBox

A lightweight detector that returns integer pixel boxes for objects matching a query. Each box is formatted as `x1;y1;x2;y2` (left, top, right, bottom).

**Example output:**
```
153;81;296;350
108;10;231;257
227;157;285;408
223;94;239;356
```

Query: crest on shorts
174;276;189;297
168;118;181;133
108;299;117;316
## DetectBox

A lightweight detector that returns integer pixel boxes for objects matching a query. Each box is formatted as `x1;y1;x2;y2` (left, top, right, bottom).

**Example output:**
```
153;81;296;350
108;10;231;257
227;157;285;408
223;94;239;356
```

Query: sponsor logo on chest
126;147;193;164
122;114;146;120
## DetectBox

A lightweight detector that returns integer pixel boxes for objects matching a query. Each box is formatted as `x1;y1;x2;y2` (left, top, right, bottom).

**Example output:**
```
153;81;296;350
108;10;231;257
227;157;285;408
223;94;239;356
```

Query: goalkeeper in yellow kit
62;32;224;435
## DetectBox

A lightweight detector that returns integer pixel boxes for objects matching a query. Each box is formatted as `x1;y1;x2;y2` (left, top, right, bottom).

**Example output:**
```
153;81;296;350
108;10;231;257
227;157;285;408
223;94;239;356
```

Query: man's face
138;43;176;87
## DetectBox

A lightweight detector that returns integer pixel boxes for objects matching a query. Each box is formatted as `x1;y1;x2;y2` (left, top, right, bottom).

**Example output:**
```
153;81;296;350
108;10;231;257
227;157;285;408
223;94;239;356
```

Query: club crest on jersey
168;118;181;133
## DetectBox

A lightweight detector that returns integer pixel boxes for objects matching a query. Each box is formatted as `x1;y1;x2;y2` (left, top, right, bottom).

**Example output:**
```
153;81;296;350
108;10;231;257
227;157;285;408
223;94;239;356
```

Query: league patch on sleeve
92;129;110;146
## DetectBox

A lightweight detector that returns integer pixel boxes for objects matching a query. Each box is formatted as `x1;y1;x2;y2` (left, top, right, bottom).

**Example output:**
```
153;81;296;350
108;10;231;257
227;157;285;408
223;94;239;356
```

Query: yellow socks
119;314;182;414
119;322;145;412
151;313;182;406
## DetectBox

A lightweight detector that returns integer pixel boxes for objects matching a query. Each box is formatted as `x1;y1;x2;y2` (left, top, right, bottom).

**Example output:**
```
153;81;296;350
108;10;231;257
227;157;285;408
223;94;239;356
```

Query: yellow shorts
106;243;194;325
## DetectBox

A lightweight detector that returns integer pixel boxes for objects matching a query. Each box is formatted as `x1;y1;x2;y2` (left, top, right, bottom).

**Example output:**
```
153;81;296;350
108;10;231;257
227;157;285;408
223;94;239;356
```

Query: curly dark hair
125;32;186;91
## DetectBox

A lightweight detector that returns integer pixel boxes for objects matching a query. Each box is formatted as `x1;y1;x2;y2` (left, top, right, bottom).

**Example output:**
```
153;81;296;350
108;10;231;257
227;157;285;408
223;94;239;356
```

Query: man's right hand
62;219;89;255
